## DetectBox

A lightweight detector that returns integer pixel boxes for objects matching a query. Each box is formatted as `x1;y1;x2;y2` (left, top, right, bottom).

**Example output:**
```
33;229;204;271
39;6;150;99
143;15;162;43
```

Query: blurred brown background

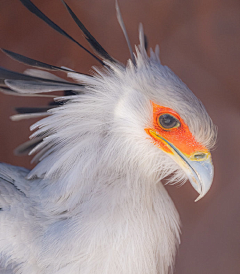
1;0;240;273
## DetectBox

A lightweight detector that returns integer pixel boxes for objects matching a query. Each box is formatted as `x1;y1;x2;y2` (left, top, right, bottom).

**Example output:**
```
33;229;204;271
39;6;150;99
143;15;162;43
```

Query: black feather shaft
15;106;56;114
1;49;77;73
19;0;104;66
144;34;148;52
0;67;82;87
61;0;116;63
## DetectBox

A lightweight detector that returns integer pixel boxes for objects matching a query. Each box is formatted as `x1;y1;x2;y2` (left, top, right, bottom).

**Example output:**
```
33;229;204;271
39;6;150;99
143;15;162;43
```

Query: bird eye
158;114;180;129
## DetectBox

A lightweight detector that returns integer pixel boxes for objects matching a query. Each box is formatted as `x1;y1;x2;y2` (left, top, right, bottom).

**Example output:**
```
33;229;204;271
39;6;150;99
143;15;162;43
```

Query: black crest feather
1;49;79;73
61;0;116;64
19;0;105;66
0;67;82;87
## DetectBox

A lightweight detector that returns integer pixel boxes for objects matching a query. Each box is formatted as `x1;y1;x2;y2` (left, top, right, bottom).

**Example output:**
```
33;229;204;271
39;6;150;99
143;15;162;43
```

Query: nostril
193;153;207;160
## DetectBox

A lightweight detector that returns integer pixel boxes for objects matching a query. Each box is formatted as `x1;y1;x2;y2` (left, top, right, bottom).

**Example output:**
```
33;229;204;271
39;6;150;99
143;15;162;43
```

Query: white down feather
0;28;216;274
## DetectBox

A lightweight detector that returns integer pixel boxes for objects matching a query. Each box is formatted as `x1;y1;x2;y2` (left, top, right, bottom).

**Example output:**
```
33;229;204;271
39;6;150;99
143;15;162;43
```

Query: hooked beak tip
187;157;214;202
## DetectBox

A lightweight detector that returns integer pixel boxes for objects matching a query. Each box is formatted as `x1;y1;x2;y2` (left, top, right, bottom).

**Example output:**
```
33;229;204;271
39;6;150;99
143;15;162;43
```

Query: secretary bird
0;0;217;273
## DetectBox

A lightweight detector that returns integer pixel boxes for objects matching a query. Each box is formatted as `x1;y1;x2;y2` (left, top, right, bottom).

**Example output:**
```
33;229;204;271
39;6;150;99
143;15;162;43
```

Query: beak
166;138;213;202
148;131;214;202
175;152;214;202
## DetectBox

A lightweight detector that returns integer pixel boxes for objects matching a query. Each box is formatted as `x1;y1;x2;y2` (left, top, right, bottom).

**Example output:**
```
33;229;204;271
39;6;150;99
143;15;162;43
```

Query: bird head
74;26;217;202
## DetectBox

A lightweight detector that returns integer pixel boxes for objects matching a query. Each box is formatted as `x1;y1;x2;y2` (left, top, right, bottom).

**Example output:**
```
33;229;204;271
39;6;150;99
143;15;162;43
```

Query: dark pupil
159;114;178;129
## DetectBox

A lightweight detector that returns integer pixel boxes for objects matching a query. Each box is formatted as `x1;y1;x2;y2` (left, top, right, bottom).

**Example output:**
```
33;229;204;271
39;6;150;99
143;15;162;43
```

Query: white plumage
0;1;217;273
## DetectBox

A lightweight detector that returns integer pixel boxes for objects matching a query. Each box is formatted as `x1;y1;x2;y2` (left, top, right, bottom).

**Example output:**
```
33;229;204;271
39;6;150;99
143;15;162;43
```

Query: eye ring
158;113;180;130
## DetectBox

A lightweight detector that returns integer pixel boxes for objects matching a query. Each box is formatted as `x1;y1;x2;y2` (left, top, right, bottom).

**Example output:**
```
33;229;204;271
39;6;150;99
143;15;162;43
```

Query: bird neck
36;172;181;274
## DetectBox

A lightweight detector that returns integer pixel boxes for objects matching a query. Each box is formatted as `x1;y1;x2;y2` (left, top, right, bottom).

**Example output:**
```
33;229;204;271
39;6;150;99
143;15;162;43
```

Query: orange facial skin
145;102;208;158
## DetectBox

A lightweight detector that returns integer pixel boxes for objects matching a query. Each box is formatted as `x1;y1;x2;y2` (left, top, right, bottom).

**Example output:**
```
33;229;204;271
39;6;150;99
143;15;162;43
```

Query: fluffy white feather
0;5;217;274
